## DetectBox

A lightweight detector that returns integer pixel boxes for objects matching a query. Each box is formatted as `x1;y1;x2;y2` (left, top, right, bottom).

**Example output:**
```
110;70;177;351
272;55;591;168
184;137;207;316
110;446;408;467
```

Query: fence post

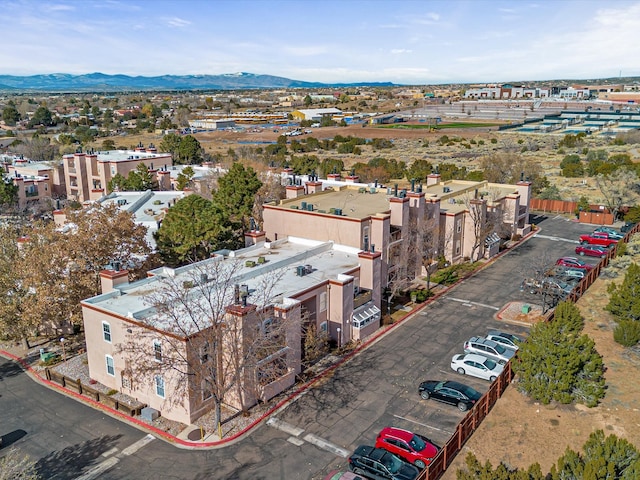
61;376;66;388
45;368;51;381
78;379;83;395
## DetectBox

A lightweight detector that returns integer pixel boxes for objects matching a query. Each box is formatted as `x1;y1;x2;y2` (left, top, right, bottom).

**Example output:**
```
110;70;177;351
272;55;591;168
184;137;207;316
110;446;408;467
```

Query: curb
0;228;539;449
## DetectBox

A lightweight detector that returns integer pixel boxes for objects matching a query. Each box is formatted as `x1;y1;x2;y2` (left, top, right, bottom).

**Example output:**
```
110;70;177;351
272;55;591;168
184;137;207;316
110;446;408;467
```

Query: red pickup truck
579;232;619;248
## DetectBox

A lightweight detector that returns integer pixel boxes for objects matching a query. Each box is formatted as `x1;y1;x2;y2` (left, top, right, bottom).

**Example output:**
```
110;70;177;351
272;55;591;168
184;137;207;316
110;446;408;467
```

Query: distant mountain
0;72;396;92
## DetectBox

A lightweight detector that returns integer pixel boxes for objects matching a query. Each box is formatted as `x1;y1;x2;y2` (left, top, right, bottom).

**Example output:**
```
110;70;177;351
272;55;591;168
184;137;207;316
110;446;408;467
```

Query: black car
621;221;636;233
348;445;420;480
418;380;482;411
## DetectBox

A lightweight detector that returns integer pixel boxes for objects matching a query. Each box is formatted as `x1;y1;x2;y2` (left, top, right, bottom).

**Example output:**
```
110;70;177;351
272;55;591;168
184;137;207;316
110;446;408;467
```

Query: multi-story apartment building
62;144;172;202
263;171;532;284
82;236;381;424
2;157;65;208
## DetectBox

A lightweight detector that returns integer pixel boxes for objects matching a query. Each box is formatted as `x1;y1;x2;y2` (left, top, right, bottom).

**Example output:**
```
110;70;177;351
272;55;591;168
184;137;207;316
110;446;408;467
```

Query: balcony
25;189;39;198
353;288;372;309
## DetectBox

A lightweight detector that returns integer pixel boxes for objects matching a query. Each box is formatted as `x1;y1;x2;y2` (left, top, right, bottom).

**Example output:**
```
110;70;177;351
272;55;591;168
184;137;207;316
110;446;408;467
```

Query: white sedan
450;353;504;381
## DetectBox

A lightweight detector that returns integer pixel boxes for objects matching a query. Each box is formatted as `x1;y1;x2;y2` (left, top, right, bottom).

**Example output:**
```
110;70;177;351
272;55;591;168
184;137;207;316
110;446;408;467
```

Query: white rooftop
83;237;362;335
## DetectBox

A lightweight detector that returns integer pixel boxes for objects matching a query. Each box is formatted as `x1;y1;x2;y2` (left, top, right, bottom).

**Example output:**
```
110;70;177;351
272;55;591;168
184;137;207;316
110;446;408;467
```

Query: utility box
522;304;531;314
140;407;160;421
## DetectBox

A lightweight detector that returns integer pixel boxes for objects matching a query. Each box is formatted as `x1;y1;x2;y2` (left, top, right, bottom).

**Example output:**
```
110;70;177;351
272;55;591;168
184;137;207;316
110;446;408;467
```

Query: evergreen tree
213;163;262;232
513;301;605;407
154;195;234;267
176;134;203;164
606;263;640;323
0;177;19;207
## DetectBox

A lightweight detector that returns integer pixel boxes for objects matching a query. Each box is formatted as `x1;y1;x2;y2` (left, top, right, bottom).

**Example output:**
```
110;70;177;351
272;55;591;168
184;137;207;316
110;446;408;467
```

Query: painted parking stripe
533;234;579;243
121;434;155;456
73;434;155;480
266;417;304;437
303;433;350;458
445;297;499;311
392;414;453;435
74;457;120;480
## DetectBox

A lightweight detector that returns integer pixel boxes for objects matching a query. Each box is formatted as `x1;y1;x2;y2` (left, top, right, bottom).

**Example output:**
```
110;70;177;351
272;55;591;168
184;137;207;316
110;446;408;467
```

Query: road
0;214;600;479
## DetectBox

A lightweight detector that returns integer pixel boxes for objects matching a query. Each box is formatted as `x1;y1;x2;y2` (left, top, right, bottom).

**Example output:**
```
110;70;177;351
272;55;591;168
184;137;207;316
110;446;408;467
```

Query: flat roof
279;186;392;219
65;150;170;163
83;237;361;335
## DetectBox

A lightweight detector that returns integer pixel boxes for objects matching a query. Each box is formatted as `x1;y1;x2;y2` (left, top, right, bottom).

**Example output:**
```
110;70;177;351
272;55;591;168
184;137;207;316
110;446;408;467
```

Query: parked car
418;380;482;412
520;277;543;293
464;337;515;365
556;257;593;270
375;427;439;469
485;331;522;351
593;227;623;240
348;445;420;480
579;232;618;248
450;353;504;381
621;221;636;233
547;265;586;280
540;278;576;297
575;244;609;258
323;472;366;480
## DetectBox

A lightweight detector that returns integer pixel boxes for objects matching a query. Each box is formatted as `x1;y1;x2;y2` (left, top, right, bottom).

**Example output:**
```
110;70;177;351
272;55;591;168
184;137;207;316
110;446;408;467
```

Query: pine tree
606;262;640;322
213;163;262;231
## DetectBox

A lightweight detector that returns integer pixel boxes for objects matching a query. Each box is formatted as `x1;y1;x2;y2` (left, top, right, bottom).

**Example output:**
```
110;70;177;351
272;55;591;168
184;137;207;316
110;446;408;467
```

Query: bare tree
118;258;290;434
252;173;286;229
0;448;40;480
595;167;640;221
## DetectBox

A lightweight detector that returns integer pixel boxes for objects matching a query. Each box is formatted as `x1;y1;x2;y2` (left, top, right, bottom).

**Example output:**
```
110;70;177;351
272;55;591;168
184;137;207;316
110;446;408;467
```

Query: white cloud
390;49;413;54
43;4;75;12
166;17;191;28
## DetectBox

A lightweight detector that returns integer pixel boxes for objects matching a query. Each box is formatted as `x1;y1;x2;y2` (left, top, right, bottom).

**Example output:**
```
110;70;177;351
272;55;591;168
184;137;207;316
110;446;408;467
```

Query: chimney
100;269;129;294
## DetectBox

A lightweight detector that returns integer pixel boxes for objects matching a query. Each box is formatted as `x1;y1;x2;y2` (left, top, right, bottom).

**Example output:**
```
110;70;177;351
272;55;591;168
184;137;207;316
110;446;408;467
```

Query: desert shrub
613;320;640;347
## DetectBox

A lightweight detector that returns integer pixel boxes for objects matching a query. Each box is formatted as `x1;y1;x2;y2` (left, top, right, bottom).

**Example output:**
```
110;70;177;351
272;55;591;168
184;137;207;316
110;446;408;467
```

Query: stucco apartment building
2;157;65;208
264;171;532;285
82;237;381;424
62;144;172;202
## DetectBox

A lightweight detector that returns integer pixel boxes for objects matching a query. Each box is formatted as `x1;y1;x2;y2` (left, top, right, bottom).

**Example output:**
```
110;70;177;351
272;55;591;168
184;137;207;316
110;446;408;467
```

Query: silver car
451;353;504;381
463;337;515;365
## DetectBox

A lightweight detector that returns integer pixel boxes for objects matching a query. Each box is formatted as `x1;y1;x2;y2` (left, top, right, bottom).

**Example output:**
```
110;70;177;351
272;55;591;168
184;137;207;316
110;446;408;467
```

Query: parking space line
445;297;499;311
392;414;453;435
533;234;579;243
73;434;155;480
121;434;155;456
266;417;305;437
74;457;120;480
303;433;350;458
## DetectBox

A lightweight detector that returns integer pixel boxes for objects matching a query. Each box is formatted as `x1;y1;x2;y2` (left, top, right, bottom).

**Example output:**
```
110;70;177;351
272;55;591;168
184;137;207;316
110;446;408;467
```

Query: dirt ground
441;268;640;478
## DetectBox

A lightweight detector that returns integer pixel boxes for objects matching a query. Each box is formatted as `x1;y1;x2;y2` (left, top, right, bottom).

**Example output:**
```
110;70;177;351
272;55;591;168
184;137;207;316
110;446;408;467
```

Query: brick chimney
100;269;129;294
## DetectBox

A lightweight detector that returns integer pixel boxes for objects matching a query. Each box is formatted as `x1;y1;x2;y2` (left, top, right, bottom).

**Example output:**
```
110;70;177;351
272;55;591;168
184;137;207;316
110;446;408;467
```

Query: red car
556;257;593;270
575;244;609;258
375;427;439;469
579;232;618;248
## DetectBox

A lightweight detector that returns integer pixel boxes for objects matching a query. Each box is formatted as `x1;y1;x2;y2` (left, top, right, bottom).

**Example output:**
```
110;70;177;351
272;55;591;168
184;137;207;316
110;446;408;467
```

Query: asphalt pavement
0;213;602;480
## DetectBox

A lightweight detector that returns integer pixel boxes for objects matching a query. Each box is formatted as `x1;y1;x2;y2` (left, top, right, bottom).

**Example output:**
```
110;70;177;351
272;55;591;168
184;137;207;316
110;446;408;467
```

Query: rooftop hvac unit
301;201;307;210
334;208;342;215
296;265;306;276
304;264;313;274
306;203;314;211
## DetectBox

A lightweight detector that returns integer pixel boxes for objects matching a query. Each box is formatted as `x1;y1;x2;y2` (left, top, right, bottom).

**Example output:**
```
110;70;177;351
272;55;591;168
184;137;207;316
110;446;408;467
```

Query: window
155;375;165;398
121;376;131;389
319;321;328;333
456;219;462;233
102;322;111;342
105;355;115;376
455;240;461;255
201;380;213;401
153;340;162;362
319;292;327;312
200;341;210;364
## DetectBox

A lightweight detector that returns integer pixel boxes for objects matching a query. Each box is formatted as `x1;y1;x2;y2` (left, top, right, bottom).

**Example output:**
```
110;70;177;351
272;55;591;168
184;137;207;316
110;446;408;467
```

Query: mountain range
0;72;396;92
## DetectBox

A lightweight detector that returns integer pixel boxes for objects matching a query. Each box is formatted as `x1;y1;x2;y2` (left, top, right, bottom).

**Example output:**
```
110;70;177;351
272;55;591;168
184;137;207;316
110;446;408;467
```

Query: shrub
107;389;118;396
613;320;640;347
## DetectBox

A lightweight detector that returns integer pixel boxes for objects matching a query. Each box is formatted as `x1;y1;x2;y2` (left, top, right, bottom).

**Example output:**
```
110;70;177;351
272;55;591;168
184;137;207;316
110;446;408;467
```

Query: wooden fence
45;369;145;417
418;222;640;480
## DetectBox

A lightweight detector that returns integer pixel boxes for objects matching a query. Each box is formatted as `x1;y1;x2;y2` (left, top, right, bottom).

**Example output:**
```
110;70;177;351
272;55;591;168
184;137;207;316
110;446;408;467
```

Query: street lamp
60;337;67;362
337;328;341;349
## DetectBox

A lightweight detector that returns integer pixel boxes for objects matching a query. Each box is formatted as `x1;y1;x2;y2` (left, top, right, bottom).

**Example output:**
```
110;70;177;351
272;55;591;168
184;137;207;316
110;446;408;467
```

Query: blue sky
2;0;640;84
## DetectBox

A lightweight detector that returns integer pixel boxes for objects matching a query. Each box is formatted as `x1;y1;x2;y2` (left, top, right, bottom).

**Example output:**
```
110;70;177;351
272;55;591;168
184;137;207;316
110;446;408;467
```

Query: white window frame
153;340;162;362
319;321;328;333
105;355;115;376
102;321;112;343
155;375;165;398
319;292;327;312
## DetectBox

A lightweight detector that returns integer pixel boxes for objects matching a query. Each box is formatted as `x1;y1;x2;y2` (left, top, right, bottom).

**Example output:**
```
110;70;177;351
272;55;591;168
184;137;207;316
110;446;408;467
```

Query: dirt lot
441;261;640;478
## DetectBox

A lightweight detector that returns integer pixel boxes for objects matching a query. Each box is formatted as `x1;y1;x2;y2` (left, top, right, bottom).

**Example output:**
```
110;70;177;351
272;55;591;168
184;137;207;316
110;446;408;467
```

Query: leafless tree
252;173;286;229
595;167;640;220
0;448;40;480
118;258;290;433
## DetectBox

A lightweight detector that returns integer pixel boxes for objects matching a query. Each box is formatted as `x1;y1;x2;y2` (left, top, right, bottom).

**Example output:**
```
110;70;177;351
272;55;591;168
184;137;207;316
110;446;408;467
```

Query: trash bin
522;304;531;314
